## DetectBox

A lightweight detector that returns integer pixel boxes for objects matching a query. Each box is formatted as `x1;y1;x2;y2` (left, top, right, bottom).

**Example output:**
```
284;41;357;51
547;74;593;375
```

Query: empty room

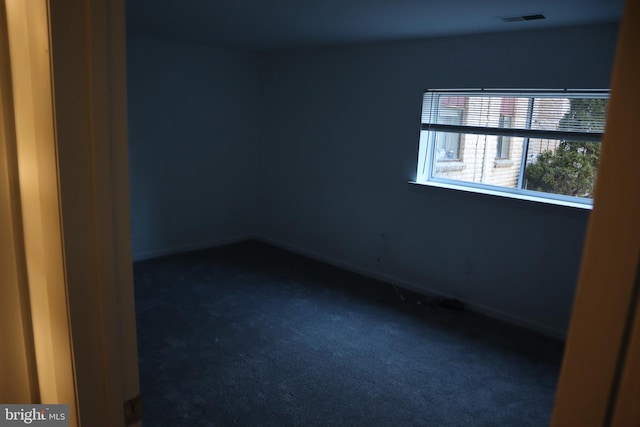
124;0;632;425
4;0;639;426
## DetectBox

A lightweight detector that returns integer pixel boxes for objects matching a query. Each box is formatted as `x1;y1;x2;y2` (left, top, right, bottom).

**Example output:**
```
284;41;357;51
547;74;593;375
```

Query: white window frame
414;89;609;209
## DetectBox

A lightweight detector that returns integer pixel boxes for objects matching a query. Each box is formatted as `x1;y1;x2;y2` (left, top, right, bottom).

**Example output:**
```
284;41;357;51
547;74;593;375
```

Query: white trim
258;236;567;340
409;180;593;210
132;233;568;339
131;234;255;261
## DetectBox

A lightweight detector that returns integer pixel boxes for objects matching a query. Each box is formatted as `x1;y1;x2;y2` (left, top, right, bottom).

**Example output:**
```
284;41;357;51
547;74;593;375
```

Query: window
435;108;463;160
496;115;512;159
415;89;609;207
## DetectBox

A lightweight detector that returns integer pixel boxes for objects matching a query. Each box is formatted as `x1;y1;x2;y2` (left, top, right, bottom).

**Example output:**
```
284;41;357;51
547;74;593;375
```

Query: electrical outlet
465;260;475;277
380;232;388;249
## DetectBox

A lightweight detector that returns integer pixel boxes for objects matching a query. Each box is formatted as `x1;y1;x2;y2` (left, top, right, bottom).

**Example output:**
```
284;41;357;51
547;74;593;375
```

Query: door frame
1;0;140;426
551;0;640;425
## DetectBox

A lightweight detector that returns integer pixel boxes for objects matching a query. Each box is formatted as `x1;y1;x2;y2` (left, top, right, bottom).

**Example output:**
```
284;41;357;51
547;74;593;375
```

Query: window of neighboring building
414;89;609;208
496;115;512;159
435;108;463;160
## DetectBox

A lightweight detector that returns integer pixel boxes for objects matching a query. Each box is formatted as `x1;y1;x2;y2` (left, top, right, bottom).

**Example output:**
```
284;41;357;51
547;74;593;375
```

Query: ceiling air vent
500;13;546;23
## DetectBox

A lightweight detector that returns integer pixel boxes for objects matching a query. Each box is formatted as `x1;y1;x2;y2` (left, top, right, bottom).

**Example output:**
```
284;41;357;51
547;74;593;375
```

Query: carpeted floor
133;240;564;426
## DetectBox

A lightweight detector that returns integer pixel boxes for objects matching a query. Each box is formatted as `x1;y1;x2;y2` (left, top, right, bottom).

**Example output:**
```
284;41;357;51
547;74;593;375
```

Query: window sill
494;159;514;168
434;161;465;172
408;180;593;210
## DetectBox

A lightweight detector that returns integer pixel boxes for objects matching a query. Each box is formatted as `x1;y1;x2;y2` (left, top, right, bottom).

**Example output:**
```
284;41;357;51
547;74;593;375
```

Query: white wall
127;36;260;259
127;24;619;337
258;24;619;338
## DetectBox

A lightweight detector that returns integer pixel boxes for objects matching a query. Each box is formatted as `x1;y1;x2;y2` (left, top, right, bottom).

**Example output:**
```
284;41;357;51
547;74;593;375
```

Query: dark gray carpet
134;240;563;426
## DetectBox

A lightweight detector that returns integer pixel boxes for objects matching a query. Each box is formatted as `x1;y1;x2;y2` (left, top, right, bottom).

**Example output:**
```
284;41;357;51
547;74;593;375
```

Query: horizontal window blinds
421;90;609;142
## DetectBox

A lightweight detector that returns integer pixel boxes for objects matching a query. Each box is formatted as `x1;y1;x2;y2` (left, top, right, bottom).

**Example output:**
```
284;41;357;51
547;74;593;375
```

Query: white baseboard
462;300;566;340
132;234;255;261
257;236;567;340
131;233;567;339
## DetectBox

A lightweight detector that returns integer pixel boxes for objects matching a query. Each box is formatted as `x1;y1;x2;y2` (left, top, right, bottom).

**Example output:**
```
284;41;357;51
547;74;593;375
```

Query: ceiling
126;0;624;50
